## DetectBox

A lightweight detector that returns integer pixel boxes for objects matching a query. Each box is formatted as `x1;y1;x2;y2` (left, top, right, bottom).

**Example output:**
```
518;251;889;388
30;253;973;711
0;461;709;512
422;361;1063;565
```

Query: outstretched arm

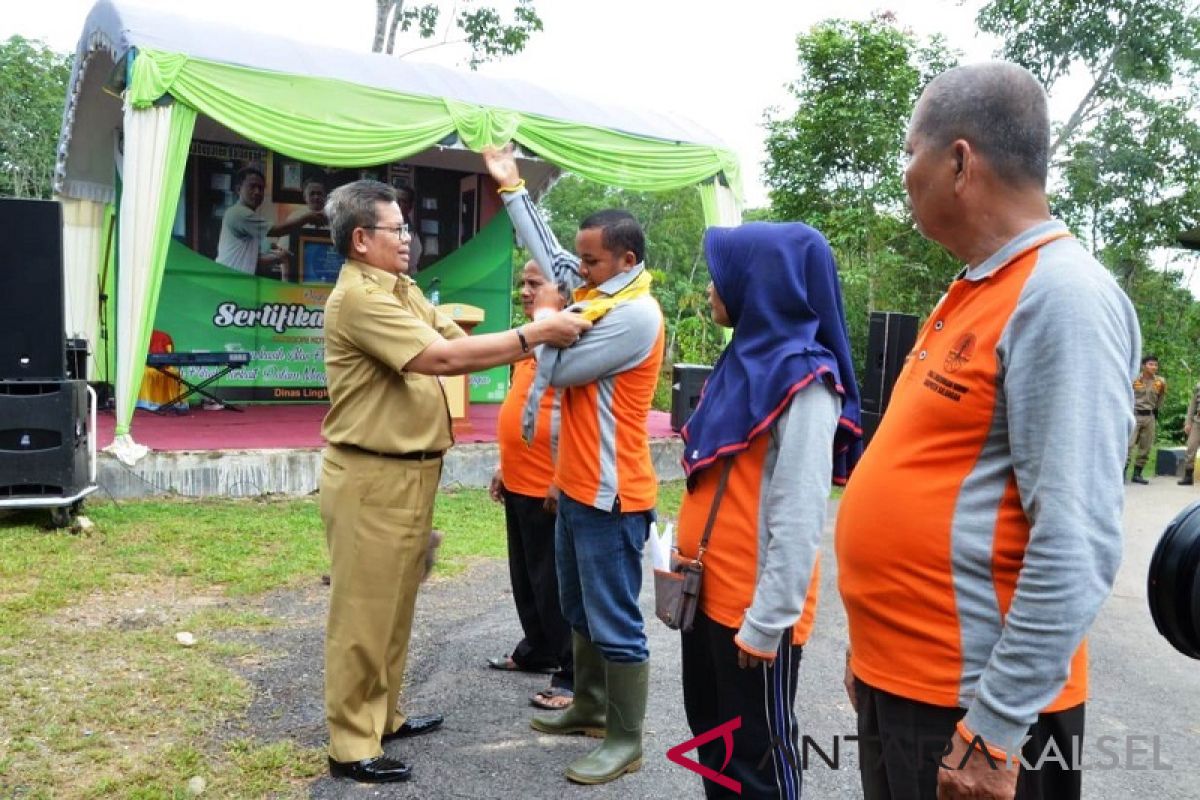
483;144;583;292
405;311;591;376
267;209;325;238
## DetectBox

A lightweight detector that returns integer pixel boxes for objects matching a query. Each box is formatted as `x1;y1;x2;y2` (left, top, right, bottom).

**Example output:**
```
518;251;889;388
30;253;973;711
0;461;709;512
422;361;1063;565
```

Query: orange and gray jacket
837;220;1140;753
501;188;664;513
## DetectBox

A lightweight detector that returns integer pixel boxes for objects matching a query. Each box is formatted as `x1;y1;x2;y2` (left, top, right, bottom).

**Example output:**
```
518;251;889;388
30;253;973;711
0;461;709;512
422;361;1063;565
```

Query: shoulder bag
654;458;733;632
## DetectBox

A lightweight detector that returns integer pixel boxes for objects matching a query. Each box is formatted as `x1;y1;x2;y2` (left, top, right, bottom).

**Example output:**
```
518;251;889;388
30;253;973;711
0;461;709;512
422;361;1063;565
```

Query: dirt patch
209;577;331;752
46;574;228;632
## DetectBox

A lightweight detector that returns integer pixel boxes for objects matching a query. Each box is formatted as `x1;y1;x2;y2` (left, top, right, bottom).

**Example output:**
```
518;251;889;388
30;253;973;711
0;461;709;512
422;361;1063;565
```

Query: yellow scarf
571;267;653;321
522;267;653;444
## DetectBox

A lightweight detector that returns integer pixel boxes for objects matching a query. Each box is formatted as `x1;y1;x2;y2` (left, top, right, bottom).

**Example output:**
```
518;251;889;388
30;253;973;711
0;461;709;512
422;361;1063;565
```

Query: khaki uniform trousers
1128;414;1156;468
320;444;441;763
1186;421;1200;467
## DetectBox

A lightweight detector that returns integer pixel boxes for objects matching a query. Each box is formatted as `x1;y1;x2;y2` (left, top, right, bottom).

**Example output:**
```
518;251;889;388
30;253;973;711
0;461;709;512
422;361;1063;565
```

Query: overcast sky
7;0;999;206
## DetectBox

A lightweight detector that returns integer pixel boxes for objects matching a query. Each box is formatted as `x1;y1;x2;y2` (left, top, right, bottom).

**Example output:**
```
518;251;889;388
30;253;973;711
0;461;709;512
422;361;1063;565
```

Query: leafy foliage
372;0;543;68
978;0;1200;158
0;36;71;199
762;16;960;372
1125;264;1200;436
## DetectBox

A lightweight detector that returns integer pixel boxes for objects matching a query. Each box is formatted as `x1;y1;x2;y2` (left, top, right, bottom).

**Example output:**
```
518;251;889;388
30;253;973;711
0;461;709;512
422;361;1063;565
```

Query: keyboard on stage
145;351;251;412
147;351;251;368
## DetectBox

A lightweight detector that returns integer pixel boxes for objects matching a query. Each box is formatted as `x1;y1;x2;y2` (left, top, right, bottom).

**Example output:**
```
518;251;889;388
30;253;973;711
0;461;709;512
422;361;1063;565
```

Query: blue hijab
681;222;862;484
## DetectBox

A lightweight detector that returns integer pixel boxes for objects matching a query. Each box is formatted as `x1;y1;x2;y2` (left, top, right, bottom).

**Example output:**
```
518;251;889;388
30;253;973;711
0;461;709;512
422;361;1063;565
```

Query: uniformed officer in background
319;179;590;784
1127;355;1166;484
1179;378;1200;485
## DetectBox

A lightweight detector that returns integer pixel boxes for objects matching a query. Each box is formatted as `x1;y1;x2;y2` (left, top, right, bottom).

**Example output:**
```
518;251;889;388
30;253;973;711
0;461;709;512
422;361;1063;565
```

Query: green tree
762;16;959;371
372;0;542;68
1058;92;1200;286
1127;263;1200;435
0;36;71;199
978;0;1200;160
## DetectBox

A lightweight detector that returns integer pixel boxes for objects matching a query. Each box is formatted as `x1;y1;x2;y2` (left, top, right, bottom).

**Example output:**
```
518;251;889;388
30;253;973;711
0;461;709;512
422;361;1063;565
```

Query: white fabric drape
109;103;181;465
712;183;742;226
59;197;106;370
698;179;743;228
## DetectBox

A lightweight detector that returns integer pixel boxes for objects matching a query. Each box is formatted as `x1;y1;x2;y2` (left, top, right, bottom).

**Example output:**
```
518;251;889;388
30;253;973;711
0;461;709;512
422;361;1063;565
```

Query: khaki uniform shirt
321;259;465;454
1132;373;1166;413
1186;381;1200;423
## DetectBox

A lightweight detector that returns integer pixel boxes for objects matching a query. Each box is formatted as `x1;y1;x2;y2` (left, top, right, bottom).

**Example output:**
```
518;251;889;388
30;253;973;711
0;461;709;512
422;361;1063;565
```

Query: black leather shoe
381;713;444;742
328;755;412;783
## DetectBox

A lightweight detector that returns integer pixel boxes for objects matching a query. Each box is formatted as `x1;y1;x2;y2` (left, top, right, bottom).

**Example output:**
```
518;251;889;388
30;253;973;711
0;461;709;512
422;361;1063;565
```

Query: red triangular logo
666;716;743;794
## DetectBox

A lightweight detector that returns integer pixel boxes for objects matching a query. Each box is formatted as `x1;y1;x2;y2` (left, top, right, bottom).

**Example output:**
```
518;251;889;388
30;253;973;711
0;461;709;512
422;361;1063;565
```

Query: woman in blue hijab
674;222;861;799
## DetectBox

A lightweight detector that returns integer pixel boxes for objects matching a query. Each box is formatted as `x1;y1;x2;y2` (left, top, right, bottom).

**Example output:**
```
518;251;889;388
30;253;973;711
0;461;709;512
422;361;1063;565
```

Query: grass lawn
0;482;691;798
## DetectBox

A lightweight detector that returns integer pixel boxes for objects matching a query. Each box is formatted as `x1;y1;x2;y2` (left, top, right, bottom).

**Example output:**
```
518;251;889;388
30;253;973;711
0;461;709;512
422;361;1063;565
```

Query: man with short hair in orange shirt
484;145;665;786
487;260;575;710
836;63;1139;800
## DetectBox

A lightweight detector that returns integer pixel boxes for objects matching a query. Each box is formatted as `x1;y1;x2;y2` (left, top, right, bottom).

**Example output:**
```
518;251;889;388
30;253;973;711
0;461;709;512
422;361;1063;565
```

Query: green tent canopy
56;0;743;463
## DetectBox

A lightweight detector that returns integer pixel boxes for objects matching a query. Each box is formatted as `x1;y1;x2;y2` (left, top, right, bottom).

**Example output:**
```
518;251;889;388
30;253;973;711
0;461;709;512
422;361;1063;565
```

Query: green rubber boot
531;632;605;737
564;659;649;785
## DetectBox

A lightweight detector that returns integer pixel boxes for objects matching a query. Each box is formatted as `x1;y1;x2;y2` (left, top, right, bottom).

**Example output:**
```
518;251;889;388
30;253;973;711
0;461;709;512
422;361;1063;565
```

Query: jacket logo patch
944;332;976;374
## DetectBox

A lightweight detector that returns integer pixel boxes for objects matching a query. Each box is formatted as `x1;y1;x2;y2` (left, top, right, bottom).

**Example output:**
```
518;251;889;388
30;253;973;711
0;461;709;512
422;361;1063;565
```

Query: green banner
412;212;515;403
153;214;514;403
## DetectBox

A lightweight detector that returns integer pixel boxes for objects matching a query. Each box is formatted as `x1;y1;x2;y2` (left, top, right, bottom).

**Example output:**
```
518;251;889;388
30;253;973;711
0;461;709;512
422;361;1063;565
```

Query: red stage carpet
96;404;678;451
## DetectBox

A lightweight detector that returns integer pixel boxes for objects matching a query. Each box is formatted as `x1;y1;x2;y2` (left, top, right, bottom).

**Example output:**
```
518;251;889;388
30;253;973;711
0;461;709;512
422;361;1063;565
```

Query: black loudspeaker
66;338;88;381
1156;447;1189;477
0;198;66;381
0;381;88;498
861;312;918;445
671;363;713;433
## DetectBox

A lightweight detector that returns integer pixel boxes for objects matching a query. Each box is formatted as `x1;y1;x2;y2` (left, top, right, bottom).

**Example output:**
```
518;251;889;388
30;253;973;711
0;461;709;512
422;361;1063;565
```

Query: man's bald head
911;62;1050;189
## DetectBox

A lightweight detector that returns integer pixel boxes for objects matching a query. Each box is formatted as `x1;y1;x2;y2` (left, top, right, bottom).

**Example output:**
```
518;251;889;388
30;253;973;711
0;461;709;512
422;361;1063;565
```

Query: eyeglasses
364;224;409;237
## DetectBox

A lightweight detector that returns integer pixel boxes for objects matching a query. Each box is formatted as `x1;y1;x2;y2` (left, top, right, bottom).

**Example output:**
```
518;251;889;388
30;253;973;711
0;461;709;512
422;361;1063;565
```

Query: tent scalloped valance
127;48;742;200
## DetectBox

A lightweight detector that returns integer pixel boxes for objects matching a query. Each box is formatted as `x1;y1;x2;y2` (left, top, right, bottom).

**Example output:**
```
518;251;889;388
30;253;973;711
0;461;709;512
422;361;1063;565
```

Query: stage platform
96;403;676;451
94;404;683;499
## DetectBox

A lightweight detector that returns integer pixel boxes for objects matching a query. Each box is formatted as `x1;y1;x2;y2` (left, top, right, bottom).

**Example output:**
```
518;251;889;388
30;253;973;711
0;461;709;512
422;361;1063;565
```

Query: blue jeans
556;492;650;663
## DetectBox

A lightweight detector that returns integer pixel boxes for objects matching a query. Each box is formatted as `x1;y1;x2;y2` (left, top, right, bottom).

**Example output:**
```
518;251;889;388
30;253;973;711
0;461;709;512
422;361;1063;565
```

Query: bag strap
696;458;733;564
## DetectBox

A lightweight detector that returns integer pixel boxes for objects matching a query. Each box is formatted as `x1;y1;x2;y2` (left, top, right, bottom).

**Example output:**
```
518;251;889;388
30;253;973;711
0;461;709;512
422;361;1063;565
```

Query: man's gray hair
913;62;1050;188
325;180;397;257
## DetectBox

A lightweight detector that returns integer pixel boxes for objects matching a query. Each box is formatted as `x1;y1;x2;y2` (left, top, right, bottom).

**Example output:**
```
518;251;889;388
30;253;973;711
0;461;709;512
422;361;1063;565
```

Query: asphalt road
227;479;1200;799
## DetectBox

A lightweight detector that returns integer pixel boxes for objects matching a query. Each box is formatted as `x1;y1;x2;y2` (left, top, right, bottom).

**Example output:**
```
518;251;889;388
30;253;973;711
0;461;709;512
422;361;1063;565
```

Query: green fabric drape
698;180;719;227
114;102;198;436
99;203;116;389
127;49;741;200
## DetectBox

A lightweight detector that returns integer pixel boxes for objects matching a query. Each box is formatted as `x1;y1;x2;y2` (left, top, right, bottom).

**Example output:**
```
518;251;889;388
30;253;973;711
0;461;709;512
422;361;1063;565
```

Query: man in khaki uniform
320;180;590;784
1127;355;1166;484
1179;379;1200;485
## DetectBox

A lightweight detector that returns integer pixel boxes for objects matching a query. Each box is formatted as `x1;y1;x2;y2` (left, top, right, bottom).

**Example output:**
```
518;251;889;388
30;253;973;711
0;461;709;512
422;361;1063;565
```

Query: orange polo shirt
836;230;1088;714
497;358;556;497
677;433;820;647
